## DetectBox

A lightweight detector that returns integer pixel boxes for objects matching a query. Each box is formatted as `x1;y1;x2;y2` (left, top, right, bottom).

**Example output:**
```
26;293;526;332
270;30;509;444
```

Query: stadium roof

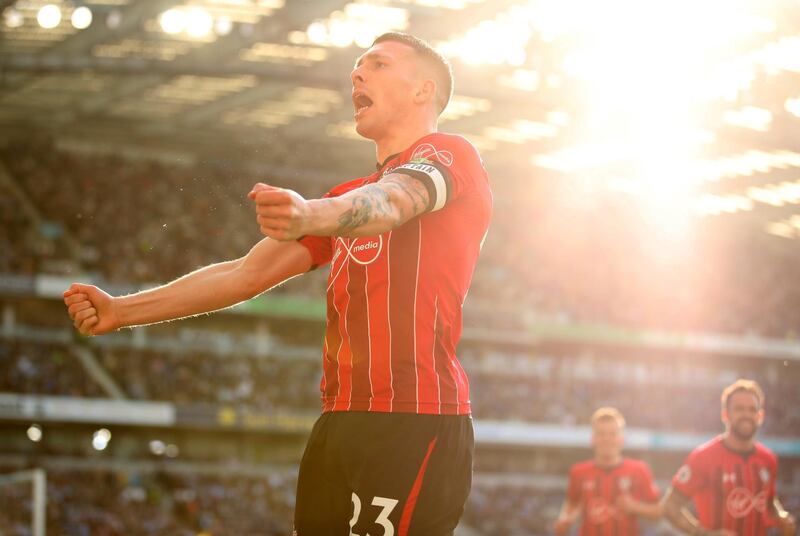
2;0;800;237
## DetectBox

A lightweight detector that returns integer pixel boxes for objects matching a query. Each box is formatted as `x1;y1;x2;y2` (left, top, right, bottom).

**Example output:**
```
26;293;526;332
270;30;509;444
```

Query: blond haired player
555;407;662;536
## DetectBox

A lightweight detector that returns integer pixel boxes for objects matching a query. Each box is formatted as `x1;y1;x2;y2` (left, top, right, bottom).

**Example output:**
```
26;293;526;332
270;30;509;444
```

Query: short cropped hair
591;407;626;429
372;32;453;115
721;379;764;411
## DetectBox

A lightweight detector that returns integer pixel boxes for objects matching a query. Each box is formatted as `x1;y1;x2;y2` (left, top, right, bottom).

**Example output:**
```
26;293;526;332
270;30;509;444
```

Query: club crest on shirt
759;468;770;483
583;480;596;491
411;143;454;167
677;465;692;484
618;477;632;491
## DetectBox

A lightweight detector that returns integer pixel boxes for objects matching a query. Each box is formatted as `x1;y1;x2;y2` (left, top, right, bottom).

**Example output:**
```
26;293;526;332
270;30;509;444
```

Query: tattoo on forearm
334;176;431;234
336;185;393;232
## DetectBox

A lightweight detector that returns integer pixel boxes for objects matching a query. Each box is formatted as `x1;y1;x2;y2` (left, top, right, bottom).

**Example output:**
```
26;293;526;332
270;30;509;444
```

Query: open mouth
353;92;373;116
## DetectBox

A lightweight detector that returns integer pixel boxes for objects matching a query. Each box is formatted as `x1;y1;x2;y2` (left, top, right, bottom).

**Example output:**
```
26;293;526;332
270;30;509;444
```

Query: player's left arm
249;174;431;240
770;497;797;535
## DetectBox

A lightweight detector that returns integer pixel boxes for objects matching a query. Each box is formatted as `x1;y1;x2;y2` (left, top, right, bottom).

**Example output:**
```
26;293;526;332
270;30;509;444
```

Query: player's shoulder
691;435;725;458
424;132;477;148
753;441;777;464
622;457;652;473
570;459;596;476
406;132;483;165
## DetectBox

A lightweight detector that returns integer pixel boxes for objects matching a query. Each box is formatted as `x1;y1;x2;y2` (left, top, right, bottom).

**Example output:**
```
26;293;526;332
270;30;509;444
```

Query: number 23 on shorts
349;492;399;536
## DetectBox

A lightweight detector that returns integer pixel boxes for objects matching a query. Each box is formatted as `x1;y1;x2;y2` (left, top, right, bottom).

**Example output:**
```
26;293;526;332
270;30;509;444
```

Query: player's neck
594;453;622;467
374;122;437;164
722;432;755;453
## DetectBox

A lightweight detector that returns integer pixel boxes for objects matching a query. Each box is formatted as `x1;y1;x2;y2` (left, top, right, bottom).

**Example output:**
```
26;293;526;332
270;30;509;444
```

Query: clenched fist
248;183;312;241
63;283;120;336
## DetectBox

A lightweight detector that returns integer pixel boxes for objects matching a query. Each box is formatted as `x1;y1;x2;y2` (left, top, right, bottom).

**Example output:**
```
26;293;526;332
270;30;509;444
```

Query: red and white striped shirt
672;436;778;536
299;132;492;415
567;458;660;536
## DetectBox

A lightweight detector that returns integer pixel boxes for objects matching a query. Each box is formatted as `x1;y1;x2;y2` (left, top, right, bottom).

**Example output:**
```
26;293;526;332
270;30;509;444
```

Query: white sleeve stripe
428;166;447;212
393;162;450;212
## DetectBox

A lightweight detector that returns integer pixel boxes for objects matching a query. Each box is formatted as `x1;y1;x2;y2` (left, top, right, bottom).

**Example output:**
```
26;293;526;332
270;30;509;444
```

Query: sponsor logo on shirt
332;237;383;266
587;498;623;523
759;467;770;484
411;143;454;167
328;236;384;290
726;488;767;518
677;465;692;484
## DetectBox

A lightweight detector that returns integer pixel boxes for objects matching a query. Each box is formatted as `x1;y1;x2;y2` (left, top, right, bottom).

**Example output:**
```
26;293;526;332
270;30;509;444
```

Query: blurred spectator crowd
0;340;104;398
2;338;798;437
4;139;800;337
0;466;295;536
0;139;327;298
0;464;797;536
97;346;321;411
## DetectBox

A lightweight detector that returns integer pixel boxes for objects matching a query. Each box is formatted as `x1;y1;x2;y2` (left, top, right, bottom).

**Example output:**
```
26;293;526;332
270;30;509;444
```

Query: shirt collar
376;152;401;171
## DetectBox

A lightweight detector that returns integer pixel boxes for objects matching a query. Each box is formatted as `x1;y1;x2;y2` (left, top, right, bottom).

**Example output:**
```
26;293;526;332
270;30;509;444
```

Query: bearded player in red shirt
63;33;491;536
663;379;797;536
554;407;663;536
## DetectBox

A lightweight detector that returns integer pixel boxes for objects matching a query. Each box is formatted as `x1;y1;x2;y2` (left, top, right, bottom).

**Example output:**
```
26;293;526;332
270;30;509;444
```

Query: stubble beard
730;419;758;441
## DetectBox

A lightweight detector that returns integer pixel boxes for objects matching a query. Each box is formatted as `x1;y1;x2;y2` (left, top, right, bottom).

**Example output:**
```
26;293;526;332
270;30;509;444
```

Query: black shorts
294;411;474;536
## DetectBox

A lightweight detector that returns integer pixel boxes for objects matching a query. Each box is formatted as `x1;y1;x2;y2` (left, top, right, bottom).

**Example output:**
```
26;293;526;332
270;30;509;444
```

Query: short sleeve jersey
671;436;778;536
567;458;660;536
299;132;492;415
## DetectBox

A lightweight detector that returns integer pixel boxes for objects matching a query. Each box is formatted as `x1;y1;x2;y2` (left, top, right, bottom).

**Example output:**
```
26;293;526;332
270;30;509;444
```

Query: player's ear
756;408;765;426
414;79;436;106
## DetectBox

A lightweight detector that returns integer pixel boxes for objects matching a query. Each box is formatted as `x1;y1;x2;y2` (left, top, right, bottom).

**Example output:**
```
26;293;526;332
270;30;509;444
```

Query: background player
662;379;797;536
63;32;491;536
554;407;662;536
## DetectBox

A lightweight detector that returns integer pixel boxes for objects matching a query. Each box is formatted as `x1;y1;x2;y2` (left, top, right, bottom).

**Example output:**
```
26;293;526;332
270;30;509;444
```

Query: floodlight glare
106;10;121;29
4;8;24;28
159;8;184;35
37;4;61;29
71;6;92;30
307;22;327;44
214;16;233;36
149;440;166;455
185;7;212;38
354;30;374;49
329;20;353;48
27;424;42;442
92;428;111;451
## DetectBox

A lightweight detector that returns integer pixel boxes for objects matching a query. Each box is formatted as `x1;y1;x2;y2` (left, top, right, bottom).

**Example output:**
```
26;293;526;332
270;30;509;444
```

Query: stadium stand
4;140;800;337
3;333;798;436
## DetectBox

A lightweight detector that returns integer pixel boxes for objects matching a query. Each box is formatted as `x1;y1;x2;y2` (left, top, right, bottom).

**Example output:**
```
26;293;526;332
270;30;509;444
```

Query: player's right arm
554;499;581;536
64;237;312;336
555;465;583;535
662;488;734;536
